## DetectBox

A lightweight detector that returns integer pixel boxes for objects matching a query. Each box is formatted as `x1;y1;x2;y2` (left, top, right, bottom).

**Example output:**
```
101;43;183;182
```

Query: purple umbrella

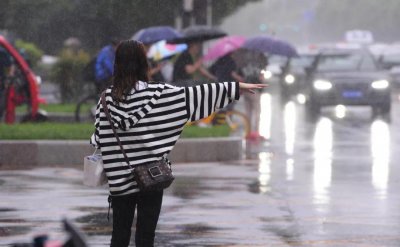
242;35;298;57
132;26;182;45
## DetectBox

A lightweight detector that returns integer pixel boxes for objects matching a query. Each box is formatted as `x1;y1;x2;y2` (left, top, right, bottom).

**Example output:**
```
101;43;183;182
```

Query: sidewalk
2;160;399;246
0;163;269;246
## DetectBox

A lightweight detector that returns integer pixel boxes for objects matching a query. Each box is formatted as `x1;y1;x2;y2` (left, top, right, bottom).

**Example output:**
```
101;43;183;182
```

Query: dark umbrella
242;35;298;57
168;25;227;44
132;26;182;45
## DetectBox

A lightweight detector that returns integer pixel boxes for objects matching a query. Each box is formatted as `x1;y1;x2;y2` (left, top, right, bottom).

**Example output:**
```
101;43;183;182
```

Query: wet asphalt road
1;88;400;246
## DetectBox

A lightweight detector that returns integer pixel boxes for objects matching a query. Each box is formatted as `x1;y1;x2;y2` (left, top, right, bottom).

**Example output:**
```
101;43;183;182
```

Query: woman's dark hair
112;40;149;101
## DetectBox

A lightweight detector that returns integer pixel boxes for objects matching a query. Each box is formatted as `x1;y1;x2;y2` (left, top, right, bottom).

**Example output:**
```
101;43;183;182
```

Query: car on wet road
278;51;318;101
305;49;391;118
376;47;400;88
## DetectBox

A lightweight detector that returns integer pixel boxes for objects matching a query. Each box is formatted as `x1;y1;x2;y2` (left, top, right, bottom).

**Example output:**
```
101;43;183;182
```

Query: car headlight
284;74;295;84
371;80;389;89
261;69;273;80
313;79;332;90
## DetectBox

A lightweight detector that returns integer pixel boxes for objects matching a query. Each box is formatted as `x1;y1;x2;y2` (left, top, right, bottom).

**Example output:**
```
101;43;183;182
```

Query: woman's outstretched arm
184;82;267;122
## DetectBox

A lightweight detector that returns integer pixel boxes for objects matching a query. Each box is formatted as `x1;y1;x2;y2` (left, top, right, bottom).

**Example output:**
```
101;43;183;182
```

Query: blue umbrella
242;35;298;57
132;26;182;45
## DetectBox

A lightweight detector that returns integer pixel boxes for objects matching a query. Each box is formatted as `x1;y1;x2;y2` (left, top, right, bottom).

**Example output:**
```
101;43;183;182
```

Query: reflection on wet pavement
1;89;400;246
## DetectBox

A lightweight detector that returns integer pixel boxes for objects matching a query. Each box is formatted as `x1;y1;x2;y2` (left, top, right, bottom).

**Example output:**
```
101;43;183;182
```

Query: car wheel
279;83;291;103
306;99;320;120
381;103;391;114
372;103;391;122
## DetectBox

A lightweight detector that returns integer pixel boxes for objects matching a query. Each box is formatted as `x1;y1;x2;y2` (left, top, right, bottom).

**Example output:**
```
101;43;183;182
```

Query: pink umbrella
203;36;246;61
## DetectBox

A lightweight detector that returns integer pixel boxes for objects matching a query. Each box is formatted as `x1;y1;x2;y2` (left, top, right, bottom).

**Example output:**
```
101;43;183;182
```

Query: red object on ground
246;131;267;142
5;85;16;124
0;35;41;123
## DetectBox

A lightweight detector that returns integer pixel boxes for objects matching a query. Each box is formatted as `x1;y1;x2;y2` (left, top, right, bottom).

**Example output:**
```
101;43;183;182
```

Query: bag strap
101;91;134;170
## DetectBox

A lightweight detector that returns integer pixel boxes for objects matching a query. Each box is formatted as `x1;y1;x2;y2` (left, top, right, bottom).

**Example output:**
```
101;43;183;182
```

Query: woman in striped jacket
90;40;266;247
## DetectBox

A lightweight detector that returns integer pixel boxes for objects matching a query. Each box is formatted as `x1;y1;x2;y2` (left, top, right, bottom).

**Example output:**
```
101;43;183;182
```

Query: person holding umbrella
142;44;166;82
172;41;216;86
235;49;269;140
209;52;244;83
170;25;227;86
133;26;183;82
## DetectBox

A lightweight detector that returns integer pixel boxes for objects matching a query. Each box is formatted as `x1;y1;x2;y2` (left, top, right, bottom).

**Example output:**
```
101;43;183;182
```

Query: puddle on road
0;208;17;213
156;223;235;247
170;177;204;200
180;223;220;236
75;212;112;236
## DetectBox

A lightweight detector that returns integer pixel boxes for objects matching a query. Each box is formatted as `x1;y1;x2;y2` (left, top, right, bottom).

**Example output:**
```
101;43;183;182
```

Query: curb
0;137;244;167
16;112;90;123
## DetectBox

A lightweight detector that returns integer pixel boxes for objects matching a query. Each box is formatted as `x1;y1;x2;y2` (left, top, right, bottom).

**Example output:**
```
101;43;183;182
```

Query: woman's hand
239;82;268;94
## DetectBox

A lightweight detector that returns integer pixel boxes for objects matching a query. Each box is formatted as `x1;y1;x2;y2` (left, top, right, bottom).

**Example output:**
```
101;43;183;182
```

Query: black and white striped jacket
90;81;240;196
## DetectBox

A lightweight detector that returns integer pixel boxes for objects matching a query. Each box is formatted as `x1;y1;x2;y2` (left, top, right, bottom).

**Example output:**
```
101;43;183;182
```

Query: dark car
279;52;317;101
376;49;400;87
306;49;391;118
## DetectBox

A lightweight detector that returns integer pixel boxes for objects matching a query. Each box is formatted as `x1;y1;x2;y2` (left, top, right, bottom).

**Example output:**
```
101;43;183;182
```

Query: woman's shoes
246;131;266;142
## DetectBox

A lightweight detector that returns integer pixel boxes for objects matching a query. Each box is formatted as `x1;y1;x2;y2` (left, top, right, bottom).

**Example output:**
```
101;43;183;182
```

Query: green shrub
14;39;44;68
51;49;90;103
0;124;230;140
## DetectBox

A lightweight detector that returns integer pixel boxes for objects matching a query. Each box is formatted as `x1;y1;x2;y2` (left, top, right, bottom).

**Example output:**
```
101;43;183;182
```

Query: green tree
0;0;260;54
51;49;90;103
14;39;44;68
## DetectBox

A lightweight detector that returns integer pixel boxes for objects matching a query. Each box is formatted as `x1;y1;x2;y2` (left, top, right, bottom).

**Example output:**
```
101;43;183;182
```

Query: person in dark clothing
172;42;216;86
0;48;13;120
209;53;245;113
148;59;165;82
209;52;244;82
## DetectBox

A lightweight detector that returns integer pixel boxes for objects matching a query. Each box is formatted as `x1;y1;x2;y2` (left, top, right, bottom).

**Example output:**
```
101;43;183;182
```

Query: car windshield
291;55;315;69
317;52;377;72
268;55;288;67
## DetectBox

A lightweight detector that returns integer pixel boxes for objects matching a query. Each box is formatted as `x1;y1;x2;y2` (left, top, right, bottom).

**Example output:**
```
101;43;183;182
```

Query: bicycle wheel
225;110;250;137
75;94;98;122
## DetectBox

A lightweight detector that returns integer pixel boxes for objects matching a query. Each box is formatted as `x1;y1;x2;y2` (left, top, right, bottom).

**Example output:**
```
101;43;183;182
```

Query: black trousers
110;190;163;247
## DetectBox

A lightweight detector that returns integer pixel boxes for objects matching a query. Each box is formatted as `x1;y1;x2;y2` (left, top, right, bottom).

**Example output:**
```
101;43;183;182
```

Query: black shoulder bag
101;92;174;191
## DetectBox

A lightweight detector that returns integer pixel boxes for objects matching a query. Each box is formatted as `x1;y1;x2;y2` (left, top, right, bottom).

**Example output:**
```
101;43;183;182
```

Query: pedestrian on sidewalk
172;41;216;86
94;38;119;94
90;39;266;247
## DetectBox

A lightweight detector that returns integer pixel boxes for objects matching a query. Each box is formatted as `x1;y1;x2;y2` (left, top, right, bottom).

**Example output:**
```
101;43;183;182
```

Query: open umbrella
242;35;298;57
168;25;227;44
147;40;187;61
202;36;246;61
132;26;182;45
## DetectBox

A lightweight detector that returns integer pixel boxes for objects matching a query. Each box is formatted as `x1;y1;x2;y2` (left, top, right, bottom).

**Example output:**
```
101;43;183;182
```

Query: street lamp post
183;0;194;28
207;0;212;26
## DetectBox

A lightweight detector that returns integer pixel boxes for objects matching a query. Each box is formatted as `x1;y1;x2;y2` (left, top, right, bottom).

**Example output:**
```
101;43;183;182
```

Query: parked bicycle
189;109;250;137
74;92;98;122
